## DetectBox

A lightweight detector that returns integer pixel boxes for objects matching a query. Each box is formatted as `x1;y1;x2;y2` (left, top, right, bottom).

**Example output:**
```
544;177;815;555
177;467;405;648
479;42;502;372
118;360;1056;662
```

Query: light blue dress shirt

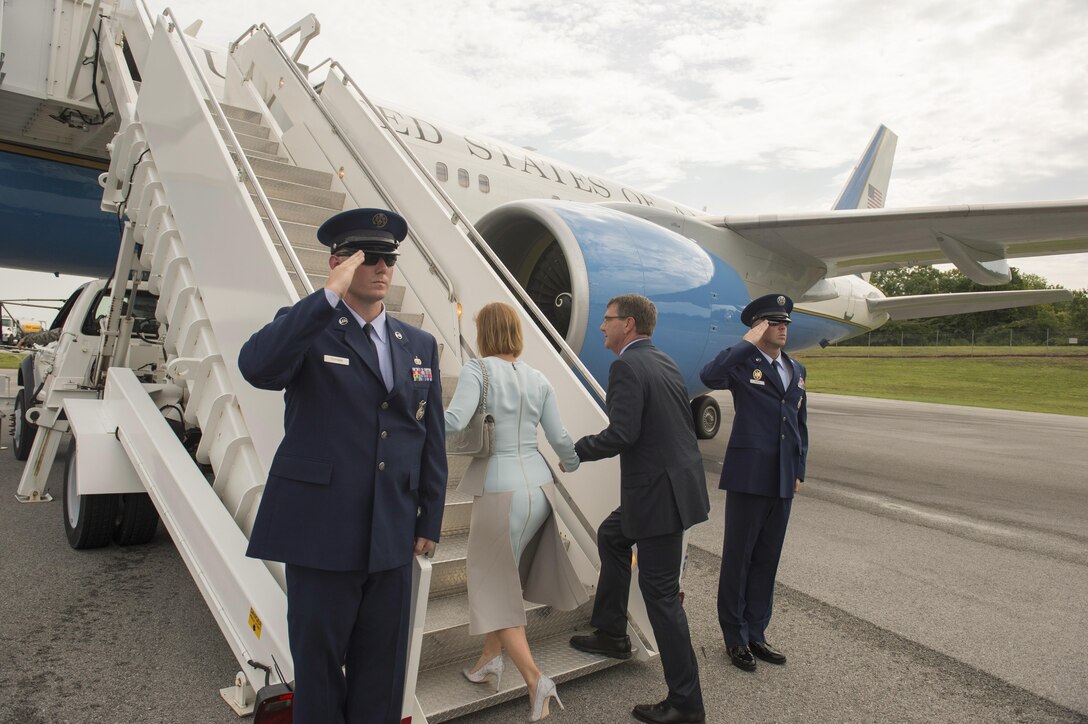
325;288;393;391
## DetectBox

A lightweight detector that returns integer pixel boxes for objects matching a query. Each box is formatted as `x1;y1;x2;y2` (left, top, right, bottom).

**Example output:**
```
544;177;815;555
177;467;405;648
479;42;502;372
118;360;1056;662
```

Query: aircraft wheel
113;493;159;546
691;395;721;439
63;440;119;550
11;391;37;461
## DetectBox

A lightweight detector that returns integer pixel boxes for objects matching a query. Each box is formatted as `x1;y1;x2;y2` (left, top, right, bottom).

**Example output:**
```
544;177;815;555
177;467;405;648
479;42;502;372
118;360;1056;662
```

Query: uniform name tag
412;366;433;382
324;355;349;366
749;379;765;385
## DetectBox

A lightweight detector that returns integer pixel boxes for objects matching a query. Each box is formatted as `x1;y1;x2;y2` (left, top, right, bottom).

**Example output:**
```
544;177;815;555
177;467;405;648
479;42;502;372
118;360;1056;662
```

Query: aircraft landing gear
691;395;720;439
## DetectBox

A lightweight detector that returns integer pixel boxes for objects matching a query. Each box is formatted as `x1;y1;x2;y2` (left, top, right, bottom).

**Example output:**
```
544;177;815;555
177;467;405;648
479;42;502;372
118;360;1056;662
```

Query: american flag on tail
866;184;885;208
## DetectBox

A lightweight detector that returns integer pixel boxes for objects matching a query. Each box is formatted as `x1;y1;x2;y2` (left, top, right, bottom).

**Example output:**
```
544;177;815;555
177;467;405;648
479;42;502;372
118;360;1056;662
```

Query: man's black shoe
728;644;757;671
749;640;786;665
632;700;706;724
569;629;632;659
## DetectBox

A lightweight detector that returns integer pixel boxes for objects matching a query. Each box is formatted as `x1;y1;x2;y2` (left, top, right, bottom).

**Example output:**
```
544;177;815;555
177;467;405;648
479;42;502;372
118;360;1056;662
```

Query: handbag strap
477;358;489;414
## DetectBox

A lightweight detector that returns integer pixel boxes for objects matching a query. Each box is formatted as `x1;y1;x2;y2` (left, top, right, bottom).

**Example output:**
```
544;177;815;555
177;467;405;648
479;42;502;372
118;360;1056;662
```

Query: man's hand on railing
414;537;436;557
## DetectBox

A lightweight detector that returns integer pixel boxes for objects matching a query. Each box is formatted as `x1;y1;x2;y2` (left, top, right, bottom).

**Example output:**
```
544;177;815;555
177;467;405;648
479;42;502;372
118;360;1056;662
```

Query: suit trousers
591;510;703;711
285;563;411;724
717;491;792;647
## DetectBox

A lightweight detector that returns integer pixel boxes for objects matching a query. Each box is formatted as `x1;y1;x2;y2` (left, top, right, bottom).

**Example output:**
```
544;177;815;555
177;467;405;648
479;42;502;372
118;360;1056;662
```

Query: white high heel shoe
529;673;564;721
462;653;504;691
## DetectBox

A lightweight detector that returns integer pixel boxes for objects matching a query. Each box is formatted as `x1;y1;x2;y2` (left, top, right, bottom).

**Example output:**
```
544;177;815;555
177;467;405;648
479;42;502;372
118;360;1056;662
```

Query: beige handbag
446;359;495;458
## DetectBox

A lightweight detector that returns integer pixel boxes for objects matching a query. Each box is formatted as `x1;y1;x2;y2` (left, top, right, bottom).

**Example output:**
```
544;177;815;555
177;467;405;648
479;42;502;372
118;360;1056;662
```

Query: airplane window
458;168;469;188
479;175;490;193
436;162;448;182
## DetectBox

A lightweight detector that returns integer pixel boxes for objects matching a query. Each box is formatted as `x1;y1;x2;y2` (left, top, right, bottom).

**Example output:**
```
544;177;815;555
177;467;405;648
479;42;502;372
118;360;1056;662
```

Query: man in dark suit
239;208;447;723
568;293;710;724
700;293;808;672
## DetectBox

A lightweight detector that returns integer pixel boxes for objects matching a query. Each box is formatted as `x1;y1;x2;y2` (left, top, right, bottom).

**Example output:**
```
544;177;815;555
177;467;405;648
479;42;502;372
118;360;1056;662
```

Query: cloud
107;1;1088;290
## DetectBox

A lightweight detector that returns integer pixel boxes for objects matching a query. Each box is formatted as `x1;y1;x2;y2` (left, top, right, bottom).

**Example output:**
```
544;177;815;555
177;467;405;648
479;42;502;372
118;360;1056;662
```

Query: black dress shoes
569;628;632;659
749;640;787;664
728;644;757;671
632;700;706;724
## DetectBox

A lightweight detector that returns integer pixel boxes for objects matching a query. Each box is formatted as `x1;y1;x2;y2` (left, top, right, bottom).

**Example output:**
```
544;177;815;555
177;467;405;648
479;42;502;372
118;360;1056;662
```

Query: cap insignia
372;212;388;228
777;295;786;306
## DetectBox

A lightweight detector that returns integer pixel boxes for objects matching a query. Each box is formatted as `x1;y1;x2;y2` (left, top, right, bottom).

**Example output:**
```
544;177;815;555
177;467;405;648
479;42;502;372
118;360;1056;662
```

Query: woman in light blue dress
445;302;583;721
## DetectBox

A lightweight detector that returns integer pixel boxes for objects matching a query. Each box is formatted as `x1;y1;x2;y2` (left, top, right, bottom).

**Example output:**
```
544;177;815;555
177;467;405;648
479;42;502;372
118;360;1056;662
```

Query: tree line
839;267;1088;346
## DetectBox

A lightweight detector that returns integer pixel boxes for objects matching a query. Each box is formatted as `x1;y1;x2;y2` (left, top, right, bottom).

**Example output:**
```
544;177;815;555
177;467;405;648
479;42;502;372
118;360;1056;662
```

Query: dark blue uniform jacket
239;290;447;572
699;341;808;499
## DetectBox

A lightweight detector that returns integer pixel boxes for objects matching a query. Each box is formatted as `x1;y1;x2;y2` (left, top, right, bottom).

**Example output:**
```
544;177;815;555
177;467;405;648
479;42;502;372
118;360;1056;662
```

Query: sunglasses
333;251;398;267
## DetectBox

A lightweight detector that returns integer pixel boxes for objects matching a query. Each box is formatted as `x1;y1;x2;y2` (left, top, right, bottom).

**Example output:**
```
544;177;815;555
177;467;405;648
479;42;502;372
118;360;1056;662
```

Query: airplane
1;6;1085;439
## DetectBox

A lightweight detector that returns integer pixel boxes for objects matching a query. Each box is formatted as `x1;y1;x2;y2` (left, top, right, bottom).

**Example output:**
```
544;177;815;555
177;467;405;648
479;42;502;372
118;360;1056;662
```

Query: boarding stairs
29;3;661;721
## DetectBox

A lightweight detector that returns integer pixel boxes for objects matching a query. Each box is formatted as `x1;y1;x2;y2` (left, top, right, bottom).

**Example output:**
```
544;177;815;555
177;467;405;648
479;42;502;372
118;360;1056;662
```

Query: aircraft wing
866;288;1074;321
700;200;1088;284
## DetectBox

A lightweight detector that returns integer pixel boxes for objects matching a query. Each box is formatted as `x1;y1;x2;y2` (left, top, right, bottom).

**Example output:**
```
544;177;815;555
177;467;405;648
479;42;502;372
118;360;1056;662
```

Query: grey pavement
1;386;1086;722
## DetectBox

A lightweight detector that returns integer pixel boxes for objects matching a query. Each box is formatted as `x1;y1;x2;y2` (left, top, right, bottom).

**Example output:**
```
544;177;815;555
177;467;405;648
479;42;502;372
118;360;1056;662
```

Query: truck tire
11;391;37;461
62;440;119;550
113;493;159;546
691;395;721;439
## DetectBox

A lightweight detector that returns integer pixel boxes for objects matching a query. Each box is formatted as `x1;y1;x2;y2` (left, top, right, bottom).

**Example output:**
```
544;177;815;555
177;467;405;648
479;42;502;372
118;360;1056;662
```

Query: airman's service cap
741;293;794;326
317;208;407;255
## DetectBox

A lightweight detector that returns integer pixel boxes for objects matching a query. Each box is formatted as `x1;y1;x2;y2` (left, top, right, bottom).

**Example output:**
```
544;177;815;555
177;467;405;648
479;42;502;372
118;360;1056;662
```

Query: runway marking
806;483;1088;567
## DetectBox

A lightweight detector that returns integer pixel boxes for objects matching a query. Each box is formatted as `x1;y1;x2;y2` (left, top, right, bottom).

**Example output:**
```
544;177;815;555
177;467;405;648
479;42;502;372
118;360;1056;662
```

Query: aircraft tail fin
832;125;898;211
866;288;1072;321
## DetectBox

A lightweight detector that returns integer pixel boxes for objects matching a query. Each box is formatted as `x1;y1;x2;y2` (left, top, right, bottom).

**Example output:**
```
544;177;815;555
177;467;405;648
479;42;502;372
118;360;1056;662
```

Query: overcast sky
7;0;1087;318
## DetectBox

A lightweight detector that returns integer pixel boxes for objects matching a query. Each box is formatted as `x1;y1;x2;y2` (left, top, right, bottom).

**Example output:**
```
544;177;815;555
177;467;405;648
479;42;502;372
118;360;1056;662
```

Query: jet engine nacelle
475;199;752;402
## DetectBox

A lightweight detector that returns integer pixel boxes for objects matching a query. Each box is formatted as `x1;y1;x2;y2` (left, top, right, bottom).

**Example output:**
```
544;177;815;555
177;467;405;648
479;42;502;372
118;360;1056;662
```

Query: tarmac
1;371;1085;723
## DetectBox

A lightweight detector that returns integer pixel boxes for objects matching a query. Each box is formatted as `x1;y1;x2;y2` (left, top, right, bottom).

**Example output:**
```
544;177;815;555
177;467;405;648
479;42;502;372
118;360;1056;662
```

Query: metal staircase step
445;454;471;487
247;157;335;189
263;218;321;248
430;531;469;597
245;176;346;209
210;100;263;125
274;244;330;278
235;147;289;163
416;632;627;722
440;488;472;536
215;113;270;140
223;127;282;156
390;311;424;327
255;194;341;226
421;592;596;670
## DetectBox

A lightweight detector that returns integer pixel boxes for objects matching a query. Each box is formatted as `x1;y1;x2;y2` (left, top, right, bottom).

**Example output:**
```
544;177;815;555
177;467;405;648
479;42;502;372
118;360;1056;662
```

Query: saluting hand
325;251;366;298
743;320;768;345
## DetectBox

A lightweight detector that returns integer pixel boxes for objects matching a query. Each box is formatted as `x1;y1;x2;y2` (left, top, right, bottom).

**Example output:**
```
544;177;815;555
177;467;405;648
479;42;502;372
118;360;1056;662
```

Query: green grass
799;344;1088;358
794;354;1088;416
0;351;26;369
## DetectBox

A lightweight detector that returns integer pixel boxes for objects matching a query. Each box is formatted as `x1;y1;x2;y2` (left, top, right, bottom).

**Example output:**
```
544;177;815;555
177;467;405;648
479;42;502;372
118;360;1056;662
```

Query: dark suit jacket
239;290;447;572
699;341;808;499
575;339;710;539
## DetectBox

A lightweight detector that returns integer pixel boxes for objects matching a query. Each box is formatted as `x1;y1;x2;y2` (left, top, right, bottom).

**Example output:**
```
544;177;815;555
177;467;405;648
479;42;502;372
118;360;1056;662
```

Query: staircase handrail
326;60;607;406
163;9;314;297
240;25;455;305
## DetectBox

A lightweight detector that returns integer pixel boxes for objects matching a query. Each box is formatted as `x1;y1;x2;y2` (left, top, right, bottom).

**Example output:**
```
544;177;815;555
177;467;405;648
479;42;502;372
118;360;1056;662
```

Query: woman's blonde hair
475;302;524;357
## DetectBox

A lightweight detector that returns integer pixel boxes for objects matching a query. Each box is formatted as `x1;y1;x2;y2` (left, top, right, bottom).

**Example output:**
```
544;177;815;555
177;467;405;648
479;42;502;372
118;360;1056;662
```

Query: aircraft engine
475;199;751;402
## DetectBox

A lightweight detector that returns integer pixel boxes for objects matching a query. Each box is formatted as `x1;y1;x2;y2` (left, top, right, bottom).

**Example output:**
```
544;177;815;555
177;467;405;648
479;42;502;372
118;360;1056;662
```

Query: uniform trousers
285;563;411;724
590;510;703;711
717;491;792;647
